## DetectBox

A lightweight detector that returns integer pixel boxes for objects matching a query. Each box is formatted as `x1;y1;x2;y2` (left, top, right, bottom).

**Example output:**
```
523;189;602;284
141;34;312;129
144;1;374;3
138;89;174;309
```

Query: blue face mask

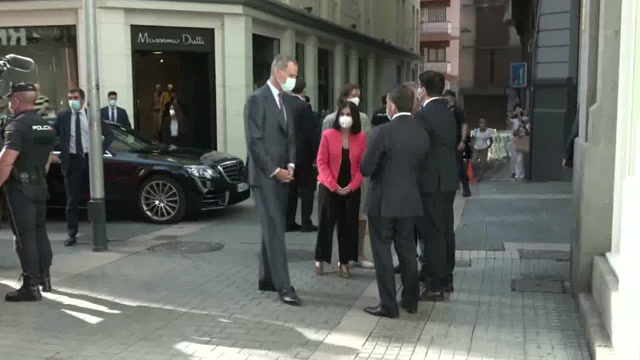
69;100;81;111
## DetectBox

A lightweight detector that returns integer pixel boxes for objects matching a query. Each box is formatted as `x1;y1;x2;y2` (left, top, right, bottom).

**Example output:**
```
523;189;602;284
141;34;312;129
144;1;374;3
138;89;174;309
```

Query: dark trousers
418;190;456;289
253;182;292;290
286;168;316;227
4;186;52;276
457;151;469;186
315;185;359;264
64;155;89;238
369;216;419;314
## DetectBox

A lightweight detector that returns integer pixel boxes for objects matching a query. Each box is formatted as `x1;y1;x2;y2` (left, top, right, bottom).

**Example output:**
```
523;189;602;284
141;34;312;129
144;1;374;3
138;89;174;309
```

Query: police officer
0;82;56;302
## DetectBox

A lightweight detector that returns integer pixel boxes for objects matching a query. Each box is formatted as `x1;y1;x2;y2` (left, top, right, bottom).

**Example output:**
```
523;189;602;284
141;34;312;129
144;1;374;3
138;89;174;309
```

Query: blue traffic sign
510;62;527;88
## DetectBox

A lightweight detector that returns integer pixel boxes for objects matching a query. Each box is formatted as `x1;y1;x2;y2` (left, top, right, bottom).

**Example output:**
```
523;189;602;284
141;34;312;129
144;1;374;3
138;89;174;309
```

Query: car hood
140;146;239;167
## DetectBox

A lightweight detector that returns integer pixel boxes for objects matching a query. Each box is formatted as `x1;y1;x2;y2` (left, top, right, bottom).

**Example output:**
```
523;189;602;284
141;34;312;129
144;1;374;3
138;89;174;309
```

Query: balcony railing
422;61;451;74
421;21;452;35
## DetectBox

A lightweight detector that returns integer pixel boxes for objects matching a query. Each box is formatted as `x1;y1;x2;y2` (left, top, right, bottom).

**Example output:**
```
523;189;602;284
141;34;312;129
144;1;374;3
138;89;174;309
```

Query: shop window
0;26;78;119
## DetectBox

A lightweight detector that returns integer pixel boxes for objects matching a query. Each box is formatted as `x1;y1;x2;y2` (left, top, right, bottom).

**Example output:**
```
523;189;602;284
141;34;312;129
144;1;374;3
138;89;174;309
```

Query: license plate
237;182;249;192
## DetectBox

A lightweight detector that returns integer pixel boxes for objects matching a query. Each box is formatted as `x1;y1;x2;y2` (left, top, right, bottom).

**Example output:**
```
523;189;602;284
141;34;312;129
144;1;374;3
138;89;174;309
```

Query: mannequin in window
151;84;163;140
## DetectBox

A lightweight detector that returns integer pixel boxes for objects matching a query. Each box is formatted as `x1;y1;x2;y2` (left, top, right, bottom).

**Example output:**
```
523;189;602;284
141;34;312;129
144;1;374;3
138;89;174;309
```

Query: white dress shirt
391;112;412;120
69;108;90;155
265;80;294;176
267;80;287;123
109;106;118;122
422;97;441;108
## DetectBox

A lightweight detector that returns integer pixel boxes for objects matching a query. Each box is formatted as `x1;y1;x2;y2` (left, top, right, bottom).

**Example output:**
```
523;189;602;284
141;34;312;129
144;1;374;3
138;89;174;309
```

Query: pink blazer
317;129;368;192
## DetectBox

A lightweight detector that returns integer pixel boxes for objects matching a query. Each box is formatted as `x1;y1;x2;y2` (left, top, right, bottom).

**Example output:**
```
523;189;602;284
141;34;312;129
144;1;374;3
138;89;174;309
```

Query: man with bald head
0;82;56;302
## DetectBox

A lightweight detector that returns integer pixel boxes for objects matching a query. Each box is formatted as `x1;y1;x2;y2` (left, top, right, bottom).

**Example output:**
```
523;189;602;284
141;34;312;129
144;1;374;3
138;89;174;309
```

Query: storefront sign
0;28;28;46
131;26;213;53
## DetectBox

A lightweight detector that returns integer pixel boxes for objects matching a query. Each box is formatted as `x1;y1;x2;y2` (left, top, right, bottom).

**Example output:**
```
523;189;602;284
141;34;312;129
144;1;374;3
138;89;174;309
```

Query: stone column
349;47;359;84
366;53;376;117
305;36;319;111
333;42;346;110
280;28;295;58
222;14;253;160
612;0;640;357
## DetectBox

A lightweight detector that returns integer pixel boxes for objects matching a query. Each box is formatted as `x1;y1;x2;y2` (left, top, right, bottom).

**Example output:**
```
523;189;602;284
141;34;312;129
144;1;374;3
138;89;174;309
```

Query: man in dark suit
100;91;131;128
443;90;471;197
361;85;430;318
415;71;459;301
54;88;112;247
245;54;300;306
286;79;320;232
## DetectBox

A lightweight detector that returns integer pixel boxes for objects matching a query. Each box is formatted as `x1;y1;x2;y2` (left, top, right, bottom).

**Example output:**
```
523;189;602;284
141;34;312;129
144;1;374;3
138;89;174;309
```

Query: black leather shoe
301;224;318;233
40;270;52;292
278;288;301;306
64;237;77;247
259;281;277;292
462;184;472;198
364;305;399;318
286;223;302;232
399;300;418;314
5;274;42;302
419;288;446;302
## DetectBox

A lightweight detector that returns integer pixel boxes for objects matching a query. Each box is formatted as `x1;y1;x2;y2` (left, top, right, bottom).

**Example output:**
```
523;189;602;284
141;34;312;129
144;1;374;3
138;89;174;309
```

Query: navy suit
100;106;131;128
54;109;113;238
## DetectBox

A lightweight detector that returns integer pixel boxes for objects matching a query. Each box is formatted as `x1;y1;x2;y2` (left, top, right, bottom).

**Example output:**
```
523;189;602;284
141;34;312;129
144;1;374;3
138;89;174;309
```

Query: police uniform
2;82;56;302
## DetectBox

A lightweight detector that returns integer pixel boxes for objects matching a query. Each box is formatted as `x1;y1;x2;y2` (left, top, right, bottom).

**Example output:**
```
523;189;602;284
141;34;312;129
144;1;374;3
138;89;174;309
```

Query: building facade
419;0;462;91
459;0;523;130
0;0;420;160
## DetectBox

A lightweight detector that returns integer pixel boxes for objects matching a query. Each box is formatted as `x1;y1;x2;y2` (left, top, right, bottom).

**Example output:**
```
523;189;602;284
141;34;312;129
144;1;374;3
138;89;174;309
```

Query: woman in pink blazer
315;101;368;278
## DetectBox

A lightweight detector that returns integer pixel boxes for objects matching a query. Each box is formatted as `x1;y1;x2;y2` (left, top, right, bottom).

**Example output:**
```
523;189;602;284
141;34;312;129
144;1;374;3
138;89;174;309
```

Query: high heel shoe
338;263;351;278
314;261;323;275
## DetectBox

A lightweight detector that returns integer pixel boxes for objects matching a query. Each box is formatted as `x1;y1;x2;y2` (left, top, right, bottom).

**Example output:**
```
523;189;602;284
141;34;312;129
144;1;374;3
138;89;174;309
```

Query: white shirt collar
422;97;441;108
392;112;412;120
266;80;284;109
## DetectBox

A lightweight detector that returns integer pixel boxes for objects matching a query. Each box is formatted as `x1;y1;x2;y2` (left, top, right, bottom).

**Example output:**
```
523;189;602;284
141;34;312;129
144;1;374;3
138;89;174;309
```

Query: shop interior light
153;51;163;55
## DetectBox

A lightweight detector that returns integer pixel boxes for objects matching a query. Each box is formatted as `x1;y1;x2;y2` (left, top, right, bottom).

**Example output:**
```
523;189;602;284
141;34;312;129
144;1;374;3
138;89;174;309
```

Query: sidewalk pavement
0;182;589;360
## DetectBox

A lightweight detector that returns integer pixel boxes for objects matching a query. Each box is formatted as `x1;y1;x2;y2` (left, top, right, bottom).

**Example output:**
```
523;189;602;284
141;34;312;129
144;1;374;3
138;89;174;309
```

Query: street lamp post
84;0;108;251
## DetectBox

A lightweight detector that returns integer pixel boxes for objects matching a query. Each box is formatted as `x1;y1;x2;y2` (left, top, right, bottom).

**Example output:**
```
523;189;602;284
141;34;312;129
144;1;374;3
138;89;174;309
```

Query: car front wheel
138;175;186;224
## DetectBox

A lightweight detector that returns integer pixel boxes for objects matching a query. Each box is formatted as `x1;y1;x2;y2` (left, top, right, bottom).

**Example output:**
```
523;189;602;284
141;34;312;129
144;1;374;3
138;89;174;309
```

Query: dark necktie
278;93;287;123
111;108;116;122
75;112;83;155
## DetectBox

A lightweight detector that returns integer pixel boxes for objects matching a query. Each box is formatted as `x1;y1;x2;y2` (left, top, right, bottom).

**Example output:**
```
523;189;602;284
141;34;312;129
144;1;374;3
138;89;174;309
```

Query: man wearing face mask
101;91;131;128
54;88;113;247
245;54;300;306
361;85;430;318
0;82;56;301
415;71;459;301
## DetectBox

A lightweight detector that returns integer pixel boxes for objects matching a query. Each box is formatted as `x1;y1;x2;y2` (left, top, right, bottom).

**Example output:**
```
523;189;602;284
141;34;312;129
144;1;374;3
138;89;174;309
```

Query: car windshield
108;125;164;153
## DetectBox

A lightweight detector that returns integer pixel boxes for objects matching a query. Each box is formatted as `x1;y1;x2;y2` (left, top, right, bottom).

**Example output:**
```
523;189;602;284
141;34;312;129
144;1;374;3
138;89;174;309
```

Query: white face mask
169;109;176;116
348;97;360;107
416;88;425;101
339;115;353;129
278;70;296;92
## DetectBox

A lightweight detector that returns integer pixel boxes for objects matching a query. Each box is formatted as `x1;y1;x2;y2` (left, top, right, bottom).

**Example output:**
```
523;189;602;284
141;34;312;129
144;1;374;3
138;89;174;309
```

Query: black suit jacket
286;96;320;172
100;106;131;128
361;114;430;218
415;99;459;193
54;109;114;174
244;84;296;187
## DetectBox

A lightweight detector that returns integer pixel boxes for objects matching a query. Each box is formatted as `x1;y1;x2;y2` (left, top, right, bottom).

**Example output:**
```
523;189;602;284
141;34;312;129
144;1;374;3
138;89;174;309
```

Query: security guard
0;82;56;302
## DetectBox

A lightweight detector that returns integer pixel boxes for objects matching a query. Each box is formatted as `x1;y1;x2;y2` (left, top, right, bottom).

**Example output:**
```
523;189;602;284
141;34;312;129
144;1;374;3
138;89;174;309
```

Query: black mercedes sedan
47;122;250;224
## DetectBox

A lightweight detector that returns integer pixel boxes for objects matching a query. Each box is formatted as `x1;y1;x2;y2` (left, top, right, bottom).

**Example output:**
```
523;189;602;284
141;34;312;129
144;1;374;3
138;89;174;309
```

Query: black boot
5;274;42;302
462;183;472;198
40;270;52;292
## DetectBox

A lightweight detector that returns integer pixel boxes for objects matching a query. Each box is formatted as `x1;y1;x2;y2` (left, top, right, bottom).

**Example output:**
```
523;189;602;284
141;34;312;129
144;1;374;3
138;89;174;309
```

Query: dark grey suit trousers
419;190;456;289
369;216;419;314
252;181;292;290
